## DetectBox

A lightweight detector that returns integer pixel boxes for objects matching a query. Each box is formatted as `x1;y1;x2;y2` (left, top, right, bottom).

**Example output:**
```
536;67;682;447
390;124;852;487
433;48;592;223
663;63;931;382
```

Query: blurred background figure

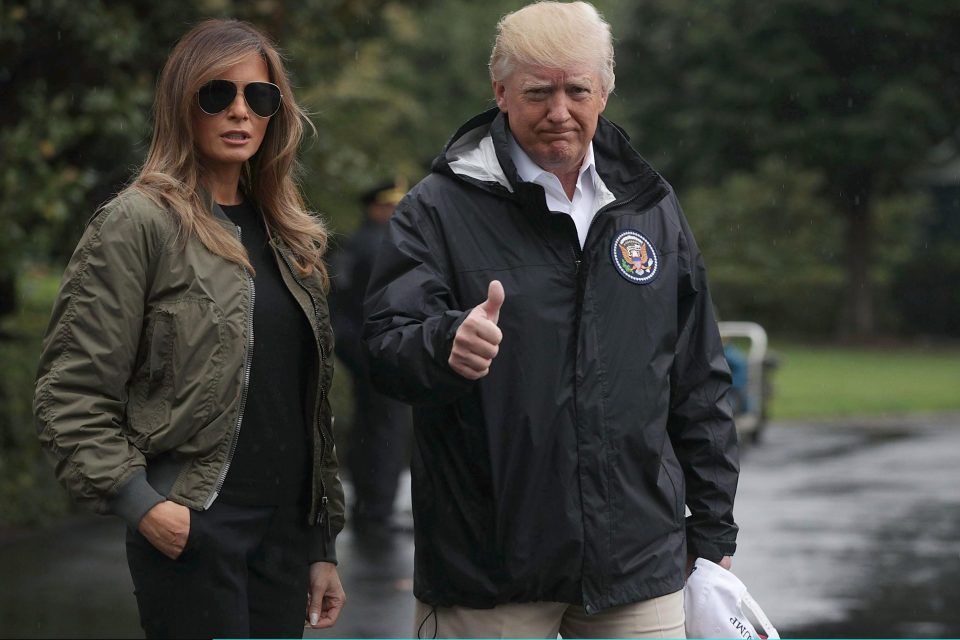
330;179;413;541
723;338;750;416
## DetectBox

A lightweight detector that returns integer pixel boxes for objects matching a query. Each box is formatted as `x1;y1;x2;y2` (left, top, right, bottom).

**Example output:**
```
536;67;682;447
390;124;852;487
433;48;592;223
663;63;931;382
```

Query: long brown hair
127;19;328;285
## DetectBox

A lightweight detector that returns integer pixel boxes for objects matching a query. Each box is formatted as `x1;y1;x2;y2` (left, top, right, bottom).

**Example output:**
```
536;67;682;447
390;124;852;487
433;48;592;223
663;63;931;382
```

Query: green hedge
0;267;72;527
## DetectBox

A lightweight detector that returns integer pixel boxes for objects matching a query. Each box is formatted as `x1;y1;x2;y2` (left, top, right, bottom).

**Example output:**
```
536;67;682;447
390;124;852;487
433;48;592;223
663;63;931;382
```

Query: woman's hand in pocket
138;501;191;559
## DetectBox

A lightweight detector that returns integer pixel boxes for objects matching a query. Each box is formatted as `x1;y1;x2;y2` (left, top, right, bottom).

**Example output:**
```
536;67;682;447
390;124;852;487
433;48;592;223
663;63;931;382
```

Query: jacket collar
437;107;668;209
199;186;232;224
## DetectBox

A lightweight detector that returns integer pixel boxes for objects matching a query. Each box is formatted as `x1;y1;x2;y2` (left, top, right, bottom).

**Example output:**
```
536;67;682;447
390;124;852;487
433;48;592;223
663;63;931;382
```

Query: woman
34;19;345;638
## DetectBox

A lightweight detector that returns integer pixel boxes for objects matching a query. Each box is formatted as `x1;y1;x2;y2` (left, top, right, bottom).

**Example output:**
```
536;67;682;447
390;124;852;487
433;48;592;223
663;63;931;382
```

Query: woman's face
191;53;274;177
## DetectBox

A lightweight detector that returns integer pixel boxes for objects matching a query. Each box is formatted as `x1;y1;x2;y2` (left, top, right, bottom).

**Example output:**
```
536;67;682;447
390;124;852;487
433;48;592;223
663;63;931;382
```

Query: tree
617;0;960;338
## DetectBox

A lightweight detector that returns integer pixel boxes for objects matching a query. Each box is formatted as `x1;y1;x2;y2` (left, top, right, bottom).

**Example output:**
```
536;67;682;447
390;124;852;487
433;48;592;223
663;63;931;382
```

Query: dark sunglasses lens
197;80;237;115
244;82;282;117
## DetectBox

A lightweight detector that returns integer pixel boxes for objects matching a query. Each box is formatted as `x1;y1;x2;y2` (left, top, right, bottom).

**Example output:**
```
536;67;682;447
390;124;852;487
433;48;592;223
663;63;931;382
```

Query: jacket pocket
127;297;226;453
658;440;685;522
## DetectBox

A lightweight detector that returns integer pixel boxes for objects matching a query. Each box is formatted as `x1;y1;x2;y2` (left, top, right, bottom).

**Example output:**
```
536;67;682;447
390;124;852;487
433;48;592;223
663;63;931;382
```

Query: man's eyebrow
517;75;595;91
519;79;553;91
565;76;595;87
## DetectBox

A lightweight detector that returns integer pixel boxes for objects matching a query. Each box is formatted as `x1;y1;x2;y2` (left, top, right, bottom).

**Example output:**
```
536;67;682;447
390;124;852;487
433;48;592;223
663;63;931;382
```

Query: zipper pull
316;495;328;526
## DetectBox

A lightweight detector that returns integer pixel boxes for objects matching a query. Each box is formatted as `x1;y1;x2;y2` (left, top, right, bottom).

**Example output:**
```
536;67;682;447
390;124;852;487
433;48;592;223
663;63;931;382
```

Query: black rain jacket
363;108;739;613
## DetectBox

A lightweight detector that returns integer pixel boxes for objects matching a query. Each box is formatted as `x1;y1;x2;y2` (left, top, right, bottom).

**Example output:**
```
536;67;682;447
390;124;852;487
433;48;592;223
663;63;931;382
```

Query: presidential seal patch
611;230;659;284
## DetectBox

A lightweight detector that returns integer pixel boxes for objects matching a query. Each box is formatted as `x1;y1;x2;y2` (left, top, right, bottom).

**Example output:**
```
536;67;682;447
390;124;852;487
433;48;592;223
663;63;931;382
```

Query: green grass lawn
768;342;960;420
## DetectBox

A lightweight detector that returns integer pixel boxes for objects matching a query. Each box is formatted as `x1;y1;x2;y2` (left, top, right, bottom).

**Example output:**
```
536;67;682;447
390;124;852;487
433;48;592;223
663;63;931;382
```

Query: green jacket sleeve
33;194;173;528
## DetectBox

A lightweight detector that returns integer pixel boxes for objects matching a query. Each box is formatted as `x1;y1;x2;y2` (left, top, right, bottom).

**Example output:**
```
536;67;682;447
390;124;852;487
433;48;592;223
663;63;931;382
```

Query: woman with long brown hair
34;19;345;638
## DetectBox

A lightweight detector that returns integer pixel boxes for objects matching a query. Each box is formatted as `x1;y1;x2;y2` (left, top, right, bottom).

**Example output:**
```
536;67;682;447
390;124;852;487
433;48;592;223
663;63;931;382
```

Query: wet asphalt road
2;415;960;639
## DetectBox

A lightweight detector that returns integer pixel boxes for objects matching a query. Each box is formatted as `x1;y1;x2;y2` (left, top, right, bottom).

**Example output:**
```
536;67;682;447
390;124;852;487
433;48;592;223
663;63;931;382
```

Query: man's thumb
481;280;505;324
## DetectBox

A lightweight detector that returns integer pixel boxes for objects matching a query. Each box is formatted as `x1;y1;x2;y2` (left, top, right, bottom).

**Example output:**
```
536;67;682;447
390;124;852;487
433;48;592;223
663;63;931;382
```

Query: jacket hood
433;107;669;209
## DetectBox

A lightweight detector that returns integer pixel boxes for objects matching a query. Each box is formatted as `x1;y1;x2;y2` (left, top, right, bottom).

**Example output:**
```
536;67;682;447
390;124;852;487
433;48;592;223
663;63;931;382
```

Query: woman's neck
203;167;243;205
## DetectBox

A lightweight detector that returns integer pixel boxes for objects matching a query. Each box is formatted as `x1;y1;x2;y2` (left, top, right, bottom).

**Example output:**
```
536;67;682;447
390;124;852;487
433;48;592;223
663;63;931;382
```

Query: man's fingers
472;320;502;346
449;329;500;379
455;330;501;359
481;280;505;324
450;352;493;378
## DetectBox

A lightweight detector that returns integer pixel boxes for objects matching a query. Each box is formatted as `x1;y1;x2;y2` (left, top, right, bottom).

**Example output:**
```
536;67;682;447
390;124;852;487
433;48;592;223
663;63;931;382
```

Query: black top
218;200;314;506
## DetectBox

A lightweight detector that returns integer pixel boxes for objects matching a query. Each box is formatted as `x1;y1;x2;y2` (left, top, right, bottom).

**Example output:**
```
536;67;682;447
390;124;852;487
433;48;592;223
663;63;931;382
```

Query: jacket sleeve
33;197;169;528
361;190;474;405
311;388;345;564
665;193;740;562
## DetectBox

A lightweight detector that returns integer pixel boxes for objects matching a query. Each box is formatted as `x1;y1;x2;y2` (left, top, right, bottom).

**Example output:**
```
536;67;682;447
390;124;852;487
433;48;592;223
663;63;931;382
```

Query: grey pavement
2;415;960;638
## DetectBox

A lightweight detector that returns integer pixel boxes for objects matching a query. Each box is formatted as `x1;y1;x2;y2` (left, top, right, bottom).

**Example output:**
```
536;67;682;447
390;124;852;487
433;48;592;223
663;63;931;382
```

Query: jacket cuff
687;533;737;563
109;469;166;529
309;525;339;565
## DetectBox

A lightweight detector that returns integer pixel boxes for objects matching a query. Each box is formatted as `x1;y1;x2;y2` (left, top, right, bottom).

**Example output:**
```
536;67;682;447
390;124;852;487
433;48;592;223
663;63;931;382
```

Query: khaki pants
413;590;685;639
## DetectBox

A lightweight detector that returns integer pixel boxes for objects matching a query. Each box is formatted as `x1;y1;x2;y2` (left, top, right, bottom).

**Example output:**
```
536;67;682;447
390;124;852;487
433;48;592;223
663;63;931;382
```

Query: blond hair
127;19;329;286
489;1;615;95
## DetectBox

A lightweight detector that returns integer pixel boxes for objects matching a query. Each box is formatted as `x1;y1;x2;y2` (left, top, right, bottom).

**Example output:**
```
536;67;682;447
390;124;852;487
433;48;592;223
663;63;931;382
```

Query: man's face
494;63;607;177
367;201;397;225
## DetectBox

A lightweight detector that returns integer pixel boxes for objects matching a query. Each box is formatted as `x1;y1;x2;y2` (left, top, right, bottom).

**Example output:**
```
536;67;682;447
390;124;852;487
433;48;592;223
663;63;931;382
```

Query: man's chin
535;148;581;172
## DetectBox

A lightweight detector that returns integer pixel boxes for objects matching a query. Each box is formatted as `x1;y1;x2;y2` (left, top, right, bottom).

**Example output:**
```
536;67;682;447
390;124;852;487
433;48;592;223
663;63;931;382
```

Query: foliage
1;0;206;311
617;0;960;336
686;157;931;335
0;268;71;526
885;177;960;337
296;0;517;235
686;158;844;334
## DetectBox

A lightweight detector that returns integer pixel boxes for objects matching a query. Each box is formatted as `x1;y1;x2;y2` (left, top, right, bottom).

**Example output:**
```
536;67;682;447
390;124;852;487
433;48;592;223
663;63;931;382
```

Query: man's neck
552;167;581;201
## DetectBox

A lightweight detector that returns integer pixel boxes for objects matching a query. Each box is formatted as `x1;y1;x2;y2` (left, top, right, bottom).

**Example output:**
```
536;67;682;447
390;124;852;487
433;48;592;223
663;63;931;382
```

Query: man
330;180;413;540
363;2;739;637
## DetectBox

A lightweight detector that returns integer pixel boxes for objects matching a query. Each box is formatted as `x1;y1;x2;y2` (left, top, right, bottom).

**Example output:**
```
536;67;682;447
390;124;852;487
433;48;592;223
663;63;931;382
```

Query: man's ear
493;81;507;112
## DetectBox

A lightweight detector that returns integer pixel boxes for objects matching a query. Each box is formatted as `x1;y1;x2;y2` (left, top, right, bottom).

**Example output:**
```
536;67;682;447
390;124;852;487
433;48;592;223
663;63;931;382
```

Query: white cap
683;558;780;639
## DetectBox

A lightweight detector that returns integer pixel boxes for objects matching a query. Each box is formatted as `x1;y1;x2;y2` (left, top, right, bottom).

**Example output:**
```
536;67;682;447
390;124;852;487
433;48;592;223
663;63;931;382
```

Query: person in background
330;179;413;540
363;2;739;637
33;18;345;638
723;338;751;415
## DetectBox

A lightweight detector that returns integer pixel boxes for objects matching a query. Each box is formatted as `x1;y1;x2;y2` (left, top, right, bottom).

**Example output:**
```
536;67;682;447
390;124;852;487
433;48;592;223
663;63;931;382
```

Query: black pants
125;500;310;639
347;381;412;523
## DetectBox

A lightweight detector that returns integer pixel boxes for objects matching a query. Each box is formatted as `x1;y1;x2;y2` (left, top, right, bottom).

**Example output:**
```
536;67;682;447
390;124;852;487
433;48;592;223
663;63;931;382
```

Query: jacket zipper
571;189;651;612
276;246;329;526
205;225;255;509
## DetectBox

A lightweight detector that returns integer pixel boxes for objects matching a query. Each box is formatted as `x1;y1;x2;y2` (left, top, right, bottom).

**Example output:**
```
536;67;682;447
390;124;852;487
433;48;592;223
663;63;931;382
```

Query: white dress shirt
507;134;609;248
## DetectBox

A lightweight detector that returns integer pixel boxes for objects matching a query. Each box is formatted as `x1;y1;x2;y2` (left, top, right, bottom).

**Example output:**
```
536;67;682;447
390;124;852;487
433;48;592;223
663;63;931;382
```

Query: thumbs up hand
448;280;504;380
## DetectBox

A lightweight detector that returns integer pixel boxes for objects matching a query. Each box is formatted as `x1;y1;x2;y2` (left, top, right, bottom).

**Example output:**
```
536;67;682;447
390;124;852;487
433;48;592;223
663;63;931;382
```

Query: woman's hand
138;501;191;559
306;562;346;628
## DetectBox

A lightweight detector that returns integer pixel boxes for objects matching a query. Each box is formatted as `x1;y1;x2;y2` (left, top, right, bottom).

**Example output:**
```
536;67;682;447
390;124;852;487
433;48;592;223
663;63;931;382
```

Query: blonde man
364;2;739;637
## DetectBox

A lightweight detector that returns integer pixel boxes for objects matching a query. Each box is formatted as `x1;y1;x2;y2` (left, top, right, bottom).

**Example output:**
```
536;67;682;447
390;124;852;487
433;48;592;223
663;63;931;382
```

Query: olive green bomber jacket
33;189;345;562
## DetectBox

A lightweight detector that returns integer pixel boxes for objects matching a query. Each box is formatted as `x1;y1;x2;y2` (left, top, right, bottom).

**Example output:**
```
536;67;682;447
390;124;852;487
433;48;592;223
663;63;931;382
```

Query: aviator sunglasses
196;79;282;118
